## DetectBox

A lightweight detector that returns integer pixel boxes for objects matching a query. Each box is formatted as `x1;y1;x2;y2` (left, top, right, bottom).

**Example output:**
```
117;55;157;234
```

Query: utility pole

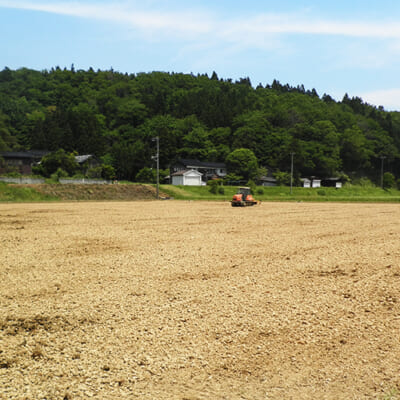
290;152;295;195
380;156;386;189
152;136;159;199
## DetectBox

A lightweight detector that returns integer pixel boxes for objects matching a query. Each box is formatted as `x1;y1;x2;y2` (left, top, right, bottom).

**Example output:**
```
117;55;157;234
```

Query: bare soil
0;201;399;399
16;183;162;201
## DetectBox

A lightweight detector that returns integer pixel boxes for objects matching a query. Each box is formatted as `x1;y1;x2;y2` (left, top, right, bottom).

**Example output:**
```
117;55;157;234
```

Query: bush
136;167;155;183
208;180;219;194
101;164;116;180
50;168;68;182
246;179;257;193
383;172;396;189
338;173;351;184
317;189;326;196
257;187;264;195
87;166;103;179
4;171;21;178
218;186;225;195
357;177;376;188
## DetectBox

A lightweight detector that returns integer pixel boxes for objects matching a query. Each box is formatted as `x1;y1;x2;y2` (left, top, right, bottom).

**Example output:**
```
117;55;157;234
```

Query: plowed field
0;201;399;399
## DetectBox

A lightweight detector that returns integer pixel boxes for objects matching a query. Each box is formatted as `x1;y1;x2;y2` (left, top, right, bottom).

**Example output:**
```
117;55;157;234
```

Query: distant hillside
1;67;399;183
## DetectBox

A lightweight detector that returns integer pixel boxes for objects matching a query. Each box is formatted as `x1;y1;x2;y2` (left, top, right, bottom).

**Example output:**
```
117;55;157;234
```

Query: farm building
0;150;49;175
74;154;101;174
171;159;226;183
321;177;343;188
302;177;342;188
171;169;203;186
0;151;101;176
258;175;277;187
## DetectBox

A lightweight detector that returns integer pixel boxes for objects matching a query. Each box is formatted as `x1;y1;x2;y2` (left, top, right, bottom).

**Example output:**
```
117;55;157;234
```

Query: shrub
101;164;116;180
357;177;376;188
136;167;155;183
246;179;257;193
218;186;225;195
4;171;21;178
208;180;218;194
338;173;351;184
87;166;103;179
383;172;396;189
317;189;326;196
50;168;68;182
257;187;264;195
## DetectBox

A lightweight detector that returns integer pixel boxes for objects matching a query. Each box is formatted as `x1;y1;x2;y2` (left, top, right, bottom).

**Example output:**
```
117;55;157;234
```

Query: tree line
0;66;399;184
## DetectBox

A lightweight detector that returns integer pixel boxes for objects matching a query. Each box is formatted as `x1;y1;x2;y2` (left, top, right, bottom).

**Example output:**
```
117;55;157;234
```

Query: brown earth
0;201;399;399
16;183;163;201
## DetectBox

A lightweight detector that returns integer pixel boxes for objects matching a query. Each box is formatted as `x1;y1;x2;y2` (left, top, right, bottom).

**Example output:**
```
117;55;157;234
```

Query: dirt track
0;201;399;399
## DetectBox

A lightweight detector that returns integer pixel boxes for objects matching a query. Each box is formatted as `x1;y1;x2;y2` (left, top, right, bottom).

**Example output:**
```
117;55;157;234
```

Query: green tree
101;164;116;180
181;126;216;160
274;171;291;186
2;67;400;182
113;98;147;127
34;149;78;177
340;126;374;173
68;103;106;155
136;115;182;168
0;111;17;151
232;111;272;164
225;148;258;181
135;167;156;183
110;140;148;181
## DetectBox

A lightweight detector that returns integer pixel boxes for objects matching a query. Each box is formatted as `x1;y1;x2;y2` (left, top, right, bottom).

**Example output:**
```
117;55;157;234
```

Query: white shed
171;169;203;186
312;179;321;188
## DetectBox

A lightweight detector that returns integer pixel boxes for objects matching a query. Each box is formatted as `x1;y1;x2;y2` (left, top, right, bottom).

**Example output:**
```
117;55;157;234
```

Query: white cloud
2;0;400;42
220;14;400;40
0;1;213;36
361;89;400;111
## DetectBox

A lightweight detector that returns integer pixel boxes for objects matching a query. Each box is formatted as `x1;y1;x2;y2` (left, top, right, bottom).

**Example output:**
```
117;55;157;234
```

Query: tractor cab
231;187;258;207
238;187;252;199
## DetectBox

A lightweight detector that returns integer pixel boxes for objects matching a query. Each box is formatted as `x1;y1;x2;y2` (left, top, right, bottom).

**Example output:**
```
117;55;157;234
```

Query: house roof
171;169;203;177
176;159;226;169
301;177;341;181
0;150;49;159
259;175;277;183
75;155;95;164
322;177;341;181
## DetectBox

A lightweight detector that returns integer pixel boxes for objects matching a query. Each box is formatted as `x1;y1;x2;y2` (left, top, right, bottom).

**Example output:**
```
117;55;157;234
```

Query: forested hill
0;66;399;182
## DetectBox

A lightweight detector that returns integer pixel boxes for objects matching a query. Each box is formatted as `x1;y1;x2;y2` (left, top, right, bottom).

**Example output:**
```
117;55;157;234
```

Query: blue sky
2;0;400;110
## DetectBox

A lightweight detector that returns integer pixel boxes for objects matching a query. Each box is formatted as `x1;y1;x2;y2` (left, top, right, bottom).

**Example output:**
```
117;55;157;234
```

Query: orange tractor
231;187;258;207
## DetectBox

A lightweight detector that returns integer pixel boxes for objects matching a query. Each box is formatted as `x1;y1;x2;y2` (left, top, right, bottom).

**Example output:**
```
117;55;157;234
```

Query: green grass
160;184;400;202
0;182;57;202
2;180;400;203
